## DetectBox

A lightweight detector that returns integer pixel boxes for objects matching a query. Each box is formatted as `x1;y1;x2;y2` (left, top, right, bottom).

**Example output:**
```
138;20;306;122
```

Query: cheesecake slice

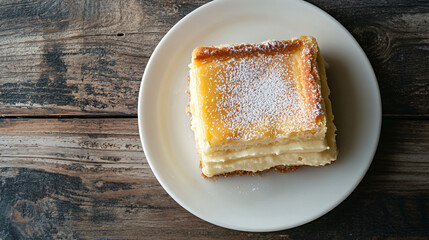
188;36;337;177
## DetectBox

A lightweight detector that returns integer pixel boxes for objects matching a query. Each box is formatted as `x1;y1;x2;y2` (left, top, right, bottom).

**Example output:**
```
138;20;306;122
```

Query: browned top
190;36;326;144
193;38;303;61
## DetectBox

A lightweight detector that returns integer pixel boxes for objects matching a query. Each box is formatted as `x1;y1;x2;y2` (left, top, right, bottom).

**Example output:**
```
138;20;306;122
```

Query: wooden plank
0;0;428;116
0;118;144;169
0;0;210;116
1;118;428;191
0;118;428;238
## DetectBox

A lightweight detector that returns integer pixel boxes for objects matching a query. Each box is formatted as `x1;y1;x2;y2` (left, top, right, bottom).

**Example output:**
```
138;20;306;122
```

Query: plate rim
138;0;382;232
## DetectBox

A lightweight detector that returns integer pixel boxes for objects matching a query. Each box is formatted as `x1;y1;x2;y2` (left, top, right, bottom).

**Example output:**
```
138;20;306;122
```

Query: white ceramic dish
138;0;381;232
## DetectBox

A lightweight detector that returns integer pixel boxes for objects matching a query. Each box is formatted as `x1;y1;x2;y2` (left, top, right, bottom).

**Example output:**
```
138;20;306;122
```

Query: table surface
0;0;428;239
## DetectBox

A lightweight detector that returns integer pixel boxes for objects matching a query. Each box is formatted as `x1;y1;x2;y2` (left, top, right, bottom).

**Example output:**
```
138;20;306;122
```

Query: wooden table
1;0;428;239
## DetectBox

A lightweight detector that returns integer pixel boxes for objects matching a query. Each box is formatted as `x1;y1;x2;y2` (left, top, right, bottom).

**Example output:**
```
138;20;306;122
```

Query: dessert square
188;36;337;177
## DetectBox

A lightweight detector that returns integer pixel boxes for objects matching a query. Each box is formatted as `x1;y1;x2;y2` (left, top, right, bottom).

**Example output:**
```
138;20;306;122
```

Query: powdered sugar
219;54;299;140
201;50;321;141
194;39;325;142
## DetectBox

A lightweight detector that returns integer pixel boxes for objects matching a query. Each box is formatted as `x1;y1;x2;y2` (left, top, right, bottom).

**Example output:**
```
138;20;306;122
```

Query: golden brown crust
299;38;325;123
199;160;304;178
193;39;302;61
200;162;334;179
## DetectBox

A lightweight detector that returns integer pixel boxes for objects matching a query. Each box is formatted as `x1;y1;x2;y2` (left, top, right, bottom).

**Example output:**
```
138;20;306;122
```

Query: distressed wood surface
0;0;428;116
1;118;428;239
0;0;210;116
0;0;429;239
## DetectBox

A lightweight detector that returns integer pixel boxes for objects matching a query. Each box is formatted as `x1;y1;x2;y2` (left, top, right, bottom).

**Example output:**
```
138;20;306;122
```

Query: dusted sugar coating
192;39;325;146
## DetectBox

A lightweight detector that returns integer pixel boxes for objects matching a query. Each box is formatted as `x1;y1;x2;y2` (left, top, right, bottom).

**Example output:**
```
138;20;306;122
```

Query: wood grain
0;0;428;116
0;118;428;239
0;0;210;116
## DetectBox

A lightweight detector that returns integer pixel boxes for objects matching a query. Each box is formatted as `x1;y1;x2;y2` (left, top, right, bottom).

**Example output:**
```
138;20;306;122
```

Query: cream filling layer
200;139;328;162
201;148;335;177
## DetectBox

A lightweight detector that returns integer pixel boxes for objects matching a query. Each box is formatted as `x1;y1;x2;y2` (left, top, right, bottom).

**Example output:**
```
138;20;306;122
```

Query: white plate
138;0;381;232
